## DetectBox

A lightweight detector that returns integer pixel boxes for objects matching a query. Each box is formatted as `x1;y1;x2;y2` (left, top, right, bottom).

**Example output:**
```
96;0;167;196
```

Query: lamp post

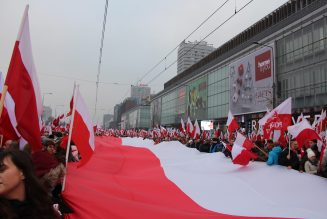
253;41;275;108
42;92;53;106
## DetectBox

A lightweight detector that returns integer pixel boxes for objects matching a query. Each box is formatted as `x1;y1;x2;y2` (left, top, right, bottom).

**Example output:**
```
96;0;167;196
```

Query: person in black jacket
278;140;300;170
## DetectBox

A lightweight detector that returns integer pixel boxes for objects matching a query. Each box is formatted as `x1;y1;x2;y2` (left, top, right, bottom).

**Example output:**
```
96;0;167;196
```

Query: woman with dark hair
0;149;60;218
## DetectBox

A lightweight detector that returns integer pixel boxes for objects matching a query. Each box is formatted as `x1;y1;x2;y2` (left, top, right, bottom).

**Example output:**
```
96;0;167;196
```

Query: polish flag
259;97;292;140
192;119;201;140
186;117;193;136
287;119;321;148
4;6;42;151
231;132;257;166
62;137;327;219
297;113;304;123
201;130;208;140
314;110;326;136
214;123;221;138
70;87;95;167
226;110;239;133
179;118;185;133
0;72;20;142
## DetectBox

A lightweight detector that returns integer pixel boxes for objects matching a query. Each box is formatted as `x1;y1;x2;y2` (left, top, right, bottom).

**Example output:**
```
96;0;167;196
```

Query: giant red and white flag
62;137;327;219
231;132;257;166
70;87;95;167
4;5;42;151
226;110;239;133
287;119;321;148
259;97;292;140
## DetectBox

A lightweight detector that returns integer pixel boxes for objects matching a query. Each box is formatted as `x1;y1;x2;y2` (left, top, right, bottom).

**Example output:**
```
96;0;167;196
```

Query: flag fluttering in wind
179;117;185;133
231;132;257;165
314;110;326;135
287;119;321;148
0;73;19;142
186;117;193;136
214;123;221;138
192;119;201;140
70;87;95;167
259;97;292;140
226;110;239;133
4;5;42;151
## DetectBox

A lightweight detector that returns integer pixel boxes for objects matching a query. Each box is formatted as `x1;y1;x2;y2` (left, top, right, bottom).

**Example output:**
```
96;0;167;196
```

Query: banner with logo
229;45;273;115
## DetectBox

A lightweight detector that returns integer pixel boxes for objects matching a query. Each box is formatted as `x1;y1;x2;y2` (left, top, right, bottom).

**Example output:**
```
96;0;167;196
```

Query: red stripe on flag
5;41;41;151
63;137;287;219
71;111;94;167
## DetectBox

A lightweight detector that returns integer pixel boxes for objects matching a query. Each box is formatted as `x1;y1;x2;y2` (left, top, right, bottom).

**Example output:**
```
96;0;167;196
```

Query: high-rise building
41;106;52;124
103;114;113;129
177;40;215;74
131;85;151;103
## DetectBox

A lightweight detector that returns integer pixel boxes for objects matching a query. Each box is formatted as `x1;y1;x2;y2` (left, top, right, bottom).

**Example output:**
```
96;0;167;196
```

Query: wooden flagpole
0;85;8;120
253;143;268;157
62;83;77;192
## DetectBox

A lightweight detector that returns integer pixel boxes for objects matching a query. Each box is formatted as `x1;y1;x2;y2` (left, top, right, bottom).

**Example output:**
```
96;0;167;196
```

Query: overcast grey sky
0;0;288;124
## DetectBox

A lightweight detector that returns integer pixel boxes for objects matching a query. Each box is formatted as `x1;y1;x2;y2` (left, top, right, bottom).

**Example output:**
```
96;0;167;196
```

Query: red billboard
255;50;272;81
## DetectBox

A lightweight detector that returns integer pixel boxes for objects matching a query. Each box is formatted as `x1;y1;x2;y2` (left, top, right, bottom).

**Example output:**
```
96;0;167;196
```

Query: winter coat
266;146;282;166
304;159;318;174
278;148;300;170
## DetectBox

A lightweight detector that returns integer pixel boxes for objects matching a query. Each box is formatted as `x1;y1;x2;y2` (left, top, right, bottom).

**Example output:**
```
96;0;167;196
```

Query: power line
145;0;255;85
39;73;133;86
136;0;231;85
117;0;232;106
95;0;109;119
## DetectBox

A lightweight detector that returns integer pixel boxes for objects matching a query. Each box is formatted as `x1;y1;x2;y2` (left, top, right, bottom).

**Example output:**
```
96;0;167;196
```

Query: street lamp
42;92;53;106
253;41;276;108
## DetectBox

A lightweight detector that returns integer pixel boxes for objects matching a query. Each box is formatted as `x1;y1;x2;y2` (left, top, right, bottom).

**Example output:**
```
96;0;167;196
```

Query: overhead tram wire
118;0;232;104
94;0;109;119
136;0;231;85
145;0;255;85
39;73;151;86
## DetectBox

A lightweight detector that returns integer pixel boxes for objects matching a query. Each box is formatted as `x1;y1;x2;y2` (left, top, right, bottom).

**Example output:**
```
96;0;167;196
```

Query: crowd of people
0;126;326;218
103;127;327;177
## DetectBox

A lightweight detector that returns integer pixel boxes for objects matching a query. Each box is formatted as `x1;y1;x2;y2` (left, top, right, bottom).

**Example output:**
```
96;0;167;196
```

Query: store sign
201;120;214;131
255;50;271;81
229;45;273;115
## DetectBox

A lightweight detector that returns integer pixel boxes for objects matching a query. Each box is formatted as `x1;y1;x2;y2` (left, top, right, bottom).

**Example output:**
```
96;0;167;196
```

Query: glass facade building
207;66;229;120
150;0;327;128
277;16;327;111
121;105;150;129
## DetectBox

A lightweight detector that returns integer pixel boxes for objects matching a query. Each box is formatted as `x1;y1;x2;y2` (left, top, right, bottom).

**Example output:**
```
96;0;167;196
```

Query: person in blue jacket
266;145;282;166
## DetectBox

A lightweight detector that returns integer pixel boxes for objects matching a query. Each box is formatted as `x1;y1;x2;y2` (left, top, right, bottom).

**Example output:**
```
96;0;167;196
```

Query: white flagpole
62;83;78;192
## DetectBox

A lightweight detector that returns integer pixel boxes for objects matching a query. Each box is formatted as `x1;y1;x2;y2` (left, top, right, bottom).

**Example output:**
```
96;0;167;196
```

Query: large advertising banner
229;46;273;115
187;76;208;120
151;97;162;127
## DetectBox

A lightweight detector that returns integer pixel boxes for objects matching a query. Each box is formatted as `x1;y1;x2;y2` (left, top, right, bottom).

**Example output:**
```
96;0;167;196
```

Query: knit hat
306;148;315;159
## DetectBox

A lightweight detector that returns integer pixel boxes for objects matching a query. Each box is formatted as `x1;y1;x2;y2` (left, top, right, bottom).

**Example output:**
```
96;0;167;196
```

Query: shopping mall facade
150;0;327;133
